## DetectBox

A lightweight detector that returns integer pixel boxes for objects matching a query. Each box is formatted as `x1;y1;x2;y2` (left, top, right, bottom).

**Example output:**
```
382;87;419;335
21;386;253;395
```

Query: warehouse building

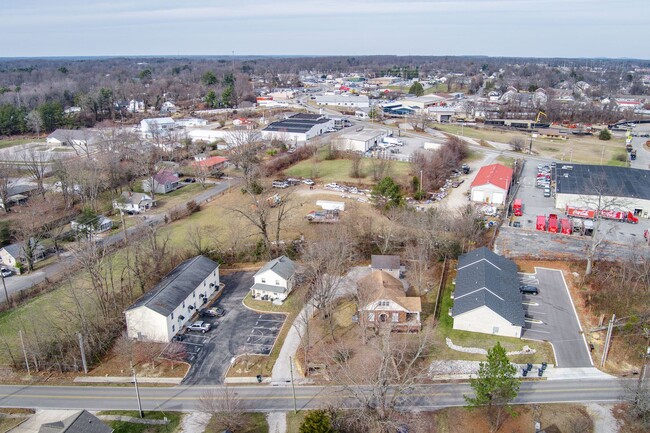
261;113;334;144
334;129;386;152
470;163;513;205
314;95;370;108
554;164;650;219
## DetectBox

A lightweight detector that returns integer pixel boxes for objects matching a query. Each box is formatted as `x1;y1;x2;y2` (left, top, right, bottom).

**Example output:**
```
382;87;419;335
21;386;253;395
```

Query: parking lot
520;268;593;368
179;271;285;385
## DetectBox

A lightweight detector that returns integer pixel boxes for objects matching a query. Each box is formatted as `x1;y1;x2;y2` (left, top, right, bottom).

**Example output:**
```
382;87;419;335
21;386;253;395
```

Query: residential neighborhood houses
113;191;155;214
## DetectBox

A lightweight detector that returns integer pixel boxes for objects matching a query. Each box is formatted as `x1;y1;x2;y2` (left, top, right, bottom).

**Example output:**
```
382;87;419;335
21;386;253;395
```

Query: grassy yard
495;155;516;168
0;137;45;149
435;280;555;365
433;123;626;165
286;411;307;433
284;155;412;186
100;411;182;433
205;413;268;433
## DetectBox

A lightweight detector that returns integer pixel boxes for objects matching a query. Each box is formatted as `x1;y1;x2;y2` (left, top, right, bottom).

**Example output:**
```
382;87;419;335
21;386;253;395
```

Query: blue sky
3;0;649;58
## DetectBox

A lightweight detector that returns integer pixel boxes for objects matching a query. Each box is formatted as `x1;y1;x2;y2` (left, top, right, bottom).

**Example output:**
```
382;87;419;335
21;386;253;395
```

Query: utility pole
289;356;297;414
19;330;30;375
77;333;88;374
1;274;8;305
133;370;144;418
601;314;615;367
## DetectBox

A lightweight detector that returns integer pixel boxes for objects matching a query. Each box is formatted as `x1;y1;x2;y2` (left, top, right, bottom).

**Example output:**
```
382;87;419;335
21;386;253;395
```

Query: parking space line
523;328;550;334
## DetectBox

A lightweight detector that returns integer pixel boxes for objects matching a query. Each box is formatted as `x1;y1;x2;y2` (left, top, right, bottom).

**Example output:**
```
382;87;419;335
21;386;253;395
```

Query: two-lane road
0;379;629;412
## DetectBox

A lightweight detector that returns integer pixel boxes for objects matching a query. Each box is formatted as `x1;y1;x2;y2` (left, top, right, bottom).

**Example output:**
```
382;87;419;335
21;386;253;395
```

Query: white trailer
316;200;346;211
382;137;404;146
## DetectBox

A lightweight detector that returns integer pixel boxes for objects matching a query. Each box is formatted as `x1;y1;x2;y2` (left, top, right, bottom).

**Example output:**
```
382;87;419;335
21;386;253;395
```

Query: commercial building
261;113;334;144
314;95;370;108
470;163;513;205
124;256;220;342
452;247;524;338
554;164;650;219
334;129;386;152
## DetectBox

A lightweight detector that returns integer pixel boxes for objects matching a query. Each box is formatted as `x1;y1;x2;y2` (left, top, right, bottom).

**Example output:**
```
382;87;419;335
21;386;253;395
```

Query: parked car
0;268;12;278
200;308;218;317
272;180;289;189
172;334;185;342
520;285;539;295
187;321;211;333
214;307;226;317
302;179;315;185
544;188;551;197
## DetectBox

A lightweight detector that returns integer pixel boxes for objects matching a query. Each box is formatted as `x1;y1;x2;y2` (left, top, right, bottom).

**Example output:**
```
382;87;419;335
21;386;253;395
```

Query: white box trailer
382;137;403;146
316;200;346;211
424;142;442;151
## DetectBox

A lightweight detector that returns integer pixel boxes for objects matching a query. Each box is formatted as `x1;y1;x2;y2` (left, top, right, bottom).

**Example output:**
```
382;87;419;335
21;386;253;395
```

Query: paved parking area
520;267;593;368
180;271;285;385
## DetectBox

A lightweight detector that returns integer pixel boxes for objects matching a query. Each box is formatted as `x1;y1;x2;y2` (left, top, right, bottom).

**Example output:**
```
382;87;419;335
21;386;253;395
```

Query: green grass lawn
286;411;307;433
205;413;268;433
0;137;45;149
434;281;555;365
101;411;182;433
284;155;412;186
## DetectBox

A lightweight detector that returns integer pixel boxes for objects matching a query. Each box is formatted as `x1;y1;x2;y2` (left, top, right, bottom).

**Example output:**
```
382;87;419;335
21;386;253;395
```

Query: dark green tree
599;129;612;141
37;101;64;132
138;69;152;82
223;73;235;86
372;177;403;210
299;410;332;433
409;81;425;96
58;66;68;74
0;104;26;135
222;86;234;108
204;90;218;108
464;342;520;432
201;71;218;86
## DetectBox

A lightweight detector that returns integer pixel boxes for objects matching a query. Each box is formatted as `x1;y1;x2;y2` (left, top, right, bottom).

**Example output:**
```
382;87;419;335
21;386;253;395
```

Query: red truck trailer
600;209;639;224
560;218;572;234
513;199;523;216
548;214;559;233
566;205;596;219
536;215;546;231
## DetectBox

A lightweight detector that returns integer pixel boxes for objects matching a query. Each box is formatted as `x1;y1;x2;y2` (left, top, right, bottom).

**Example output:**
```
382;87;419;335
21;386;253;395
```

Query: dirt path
585;403;621;433
267;412;287;433
178;412;210;433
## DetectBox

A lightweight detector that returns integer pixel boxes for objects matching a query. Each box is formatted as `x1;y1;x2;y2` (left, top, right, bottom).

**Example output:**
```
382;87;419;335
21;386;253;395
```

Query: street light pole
1;274;8;305
133;370;144;418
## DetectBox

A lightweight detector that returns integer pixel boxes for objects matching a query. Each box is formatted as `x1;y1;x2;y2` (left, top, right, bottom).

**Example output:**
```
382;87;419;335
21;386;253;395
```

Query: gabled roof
142;117;175;125
192;156;228;168
47;129;88;142
358;270;422;313
39;410;112;433
255;255;296;280
153;170;179;185
125;256;219;316
470;164;513;191
371;255;400;270
453;247;524;327
251;282;288;294
119;191;152;205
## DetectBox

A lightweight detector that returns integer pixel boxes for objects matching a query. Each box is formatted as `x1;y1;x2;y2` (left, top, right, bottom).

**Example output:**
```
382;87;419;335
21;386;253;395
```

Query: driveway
181;271;285;385
520;268;593;368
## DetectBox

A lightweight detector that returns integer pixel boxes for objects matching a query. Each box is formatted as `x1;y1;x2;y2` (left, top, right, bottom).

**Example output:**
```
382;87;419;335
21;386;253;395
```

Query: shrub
599;129;611;140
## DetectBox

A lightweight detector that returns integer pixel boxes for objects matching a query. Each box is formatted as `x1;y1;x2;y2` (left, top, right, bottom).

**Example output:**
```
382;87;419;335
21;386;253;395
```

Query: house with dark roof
261;113;334;144
250;255;296;301
452;247;524;338
470;163;513;205
554;164;650;220
0;240;46;270
357;270;422;332
371;254;401;279
38;409;112;433
142;170;180;195
125;256;220;342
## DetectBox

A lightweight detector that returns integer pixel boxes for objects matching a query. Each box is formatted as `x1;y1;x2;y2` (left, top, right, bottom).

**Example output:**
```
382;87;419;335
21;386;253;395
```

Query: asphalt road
1;180;238;302
521;269;593;368
181;272;285;385
630;125;650;170
0;379;628;412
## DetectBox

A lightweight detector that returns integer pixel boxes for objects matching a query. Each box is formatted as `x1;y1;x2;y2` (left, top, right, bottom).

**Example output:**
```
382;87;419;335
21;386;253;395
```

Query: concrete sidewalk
8;410;78;433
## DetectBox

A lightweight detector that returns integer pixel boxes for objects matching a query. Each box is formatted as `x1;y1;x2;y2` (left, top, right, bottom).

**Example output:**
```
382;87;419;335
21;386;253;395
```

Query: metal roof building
261;114;334;144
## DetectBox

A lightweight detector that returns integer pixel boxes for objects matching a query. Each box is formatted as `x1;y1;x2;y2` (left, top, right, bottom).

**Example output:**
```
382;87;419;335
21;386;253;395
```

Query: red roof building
192;156;229;169
470;163;513;205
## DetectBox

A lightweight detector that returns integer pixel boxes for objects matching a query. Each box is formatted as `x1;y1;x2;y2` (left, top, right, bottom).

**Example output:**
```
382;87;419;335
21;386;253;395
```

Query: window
170;312;174;320
193;291;195;298
182;301;185;308
368;312;375;322
261;277;266;283
392;313;399;322
378;300;390;307
172;325;175;332
492;326;499;334
275;280;280;286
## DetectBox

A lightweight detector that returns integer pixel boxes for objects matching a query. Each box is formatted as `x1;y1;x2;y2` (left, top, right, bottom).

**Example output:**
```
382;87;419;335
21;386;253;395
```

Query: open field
433;123;628;165
0;137;45;150
284;154;412;186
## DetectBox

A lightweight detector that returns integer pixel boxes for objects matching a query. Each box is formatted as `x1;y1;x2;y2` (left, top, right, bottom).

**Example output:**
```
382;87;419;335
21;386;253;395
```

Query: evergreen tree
599;129;611;140
299;410;332;433
372;177;403;210
409;81;425;96
464;342;520;432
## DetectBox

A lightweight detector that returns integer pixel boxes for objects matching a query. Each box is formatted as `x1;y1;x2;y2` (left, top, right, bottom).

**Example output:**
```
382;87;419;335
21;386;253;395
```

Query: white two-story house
250;255;296;302
124;256;220;342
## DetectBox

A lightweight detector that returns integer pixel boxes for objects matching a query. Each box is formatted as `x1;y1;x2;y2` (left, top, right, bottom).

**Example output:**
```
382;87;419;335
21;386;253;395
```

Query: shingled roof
453;247;524;327
39;410;112;433
358;270;422;312
125;256;219;316
255;255;296;280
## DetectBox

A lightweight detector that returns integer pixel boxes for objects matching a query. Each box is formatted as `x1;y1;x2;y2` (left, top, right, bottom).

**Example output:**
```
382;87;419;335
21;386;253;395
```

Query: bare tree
21;150;50;197
225;128;262;190
26;110;43;138
198;388;248;432
330;330;432;433
163;341;187;370
0;162;16;213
